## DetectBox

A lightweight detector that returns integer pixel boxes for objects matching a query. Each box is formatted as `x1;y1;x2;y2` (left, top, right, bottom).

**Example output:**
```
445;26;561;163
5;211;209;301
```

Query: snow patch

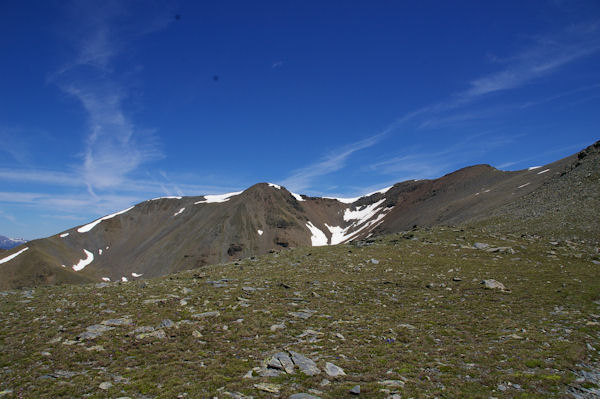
306;222;328;246
60;233;69;238
326;185;393;204
325;224;348;246
131;272;143;278
101;277;110;282
537;168;550;175
77;206;134;233
98;249;103;255
268;183;282;189
121;276;128;282
517;182;531;189
173;207;185;216
290;192;305;201
0;247;29;264
257;229;264;236
528;166;542;170
72;249;94;271
149;196;182;201
194;191;243;204
326;212;387;245
344;199;386;222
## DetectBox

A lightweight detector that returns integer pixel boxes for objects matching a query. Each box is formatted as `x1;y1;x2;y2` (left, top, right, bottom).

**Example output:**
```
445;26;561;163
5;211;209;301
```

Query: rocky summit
0;141;598;398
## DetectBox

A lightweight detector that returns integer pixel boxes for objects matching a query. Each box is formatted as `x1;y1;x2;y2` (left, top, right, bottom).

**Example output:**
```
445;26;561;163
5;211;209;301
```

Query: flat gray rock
289;351;320;376
289;394;321;399
258;368;282;377
350;385;360;395
267;352;295;374
324;362;346;377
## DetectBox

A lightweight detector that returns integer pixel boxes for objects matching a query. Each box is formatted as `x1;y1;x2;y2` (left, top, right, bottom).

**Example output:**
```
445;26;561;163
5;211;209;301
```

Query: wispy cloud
463;22;600;98
520;83;600;108
51;3;170;195
366;134;515;180
280;133;385;192
0;169;82;187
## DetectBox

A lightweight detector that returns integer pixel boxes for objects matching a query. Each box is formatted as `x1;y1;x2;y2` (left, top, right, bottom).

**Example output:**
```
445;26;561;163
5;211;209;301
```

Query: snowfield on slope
78;206;135;233
72;249;94;271
0;247;29;264
194;191;243;204
306;222;328;246
325;186;393;204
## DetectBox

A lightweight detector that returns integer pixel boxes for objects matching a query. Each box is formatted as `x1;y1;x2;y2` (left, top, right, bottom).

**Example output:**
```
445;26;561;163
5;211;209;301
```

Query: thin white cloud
51;3;169;195
366;134;517;181
280;133;385;192
520;83;600;108
463;23;600;98
0;169;82;187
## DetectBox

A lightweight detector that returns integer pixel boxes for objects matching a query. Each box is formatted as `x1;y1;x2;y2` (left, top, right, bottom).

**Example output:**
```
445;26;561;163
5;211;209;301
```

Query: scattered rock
370;258;380;264
101;318;133;326
324;362;346;377
136;329;166;340
481;279;508;291
192;311;220;319
192;330;203;338
289;394;321;399
159;319;174;328
142;298;167;305
270;322;285;331
379;380;405;388
485;246;515;254
289;310;315;319
474;242;489;250
99;381;113;390
254;383;280;393
350;385;360;395
78;324;114;340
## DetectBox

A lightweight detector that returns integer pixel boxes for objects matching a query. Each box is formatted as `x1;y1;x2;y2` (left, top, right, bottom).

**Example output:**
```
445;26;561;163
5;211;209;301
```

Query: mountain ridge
0;140;597;290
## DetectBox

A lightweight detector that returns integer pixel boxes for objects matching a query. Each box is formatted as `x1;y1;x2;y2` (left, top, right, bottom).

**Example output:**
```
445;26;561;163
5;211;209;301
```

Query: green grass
1;226;599;398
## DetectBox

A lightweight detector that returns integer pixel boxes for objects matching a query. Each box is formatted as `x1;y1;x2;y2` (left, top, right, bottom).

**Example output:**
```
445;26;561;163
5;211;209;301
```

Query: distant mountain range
0;235;27;250
0;140;598;290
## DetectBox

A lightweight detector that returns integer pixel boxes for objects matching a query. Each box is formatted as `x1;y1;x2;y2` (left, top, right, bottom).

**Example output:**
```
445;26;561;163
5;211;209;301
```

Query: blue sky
1;1;599;239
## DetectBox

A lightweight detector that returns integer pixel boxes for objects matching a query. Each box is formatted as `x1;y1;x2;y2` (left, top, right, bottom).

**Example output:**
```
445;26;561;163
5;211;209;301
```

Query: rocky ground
1;227;599;398
477;141;600;245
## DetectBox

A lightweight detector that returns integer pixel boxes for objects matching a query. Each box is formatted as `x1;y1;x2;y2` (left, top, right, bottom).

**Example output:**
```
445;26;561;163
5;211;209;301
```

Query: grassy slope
1;227;599;398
